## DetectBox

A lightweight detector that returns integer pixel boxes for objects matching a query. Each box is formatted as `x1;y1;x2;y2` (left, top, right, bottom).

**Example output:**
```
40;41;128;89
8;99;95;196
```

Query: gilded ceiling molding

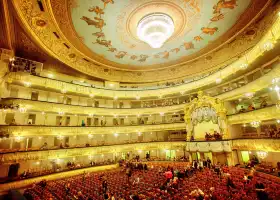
227;106;280;125
0;98;184;115
49;0;267;70
0;123;185;136
0;141;187;163
11;0;280;82
232;139;280;152
0;164;118;195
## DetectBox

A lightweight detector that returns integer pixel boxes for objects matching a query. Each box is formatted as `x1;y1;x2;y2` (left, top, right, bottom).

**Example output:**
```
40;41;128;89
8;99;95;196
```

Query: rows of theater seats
23;163;280;200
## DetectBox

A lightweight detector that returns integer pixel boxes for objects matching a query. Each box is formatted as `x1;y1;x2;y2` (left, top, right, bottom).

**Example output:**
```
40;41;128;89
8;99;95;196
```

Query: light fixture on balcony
275;85;280;91
262;41;274;51
240;63;248;70
215;78;222;84
23;82;31;87
137;13;175;48
244;92;254;99
57;135;64;140
58;111;64;115
250;121;260;128
15;136;23;142
19;107;27;113
257;151;267;159
272;78;280;84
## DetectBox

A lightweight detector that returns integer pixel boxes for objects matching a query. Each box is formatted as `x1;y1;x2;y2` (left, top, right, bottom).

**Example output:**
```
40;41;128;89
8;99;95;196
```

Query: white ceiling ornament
137;13;175;48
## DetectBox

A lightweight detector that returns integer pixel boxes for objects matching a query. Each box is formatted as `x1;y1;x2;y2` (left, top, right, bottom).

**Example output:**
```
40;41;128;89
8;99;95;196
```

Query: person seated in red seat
190;188;204;200
164;169;173;181
130;193;140;200
209;187;217;200
222;165;229;174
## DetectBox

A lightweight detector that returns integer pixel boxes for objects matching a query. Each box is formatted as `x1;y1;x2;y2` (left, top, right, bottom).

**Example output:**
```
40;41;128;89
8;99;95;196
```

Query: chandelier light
262;41;274;51
257;151;268;159
215;78;222;84
250;121;260;128
240;63;248;70
137;13;175;48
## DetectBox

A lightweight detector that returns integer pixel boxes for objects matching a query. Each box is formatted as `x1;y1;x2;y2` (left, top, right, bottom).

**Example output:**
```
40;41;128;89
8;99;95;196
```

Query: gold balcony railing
0;141;187;163
0;123;186;136
227;105;280;124
0;98;185;115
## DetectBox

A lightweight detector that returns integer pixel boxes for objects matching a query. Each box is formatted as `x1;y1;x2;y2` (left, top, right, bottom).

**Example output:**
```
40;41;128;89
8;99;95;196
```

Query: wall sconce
23;82;31;87
250;121;260;128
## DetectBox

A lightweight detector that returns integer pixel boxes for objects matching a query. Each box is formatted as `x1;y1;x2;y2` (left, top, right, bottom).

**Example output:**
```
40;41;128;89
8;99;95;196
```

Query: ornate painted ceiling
9;0;275;82
70;0;251;68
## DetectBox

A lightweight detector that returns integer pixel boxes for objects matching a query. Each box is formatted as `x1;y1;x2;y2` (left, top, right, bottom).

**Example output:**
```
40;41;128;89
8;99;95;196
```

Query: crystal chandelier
137;13;175;48
257;151;267;159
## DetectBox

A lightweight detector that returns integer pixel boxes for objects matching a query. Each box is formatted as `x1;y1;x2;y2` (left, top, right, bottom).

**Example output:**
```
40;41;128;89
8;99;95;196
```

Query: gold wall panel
0;123;186;136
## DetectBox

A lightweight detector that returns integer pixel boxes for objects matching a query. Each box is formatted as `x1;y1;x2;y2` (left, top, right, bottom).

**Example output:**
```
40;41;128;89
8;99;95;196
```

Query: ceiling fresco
70;0;251;67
